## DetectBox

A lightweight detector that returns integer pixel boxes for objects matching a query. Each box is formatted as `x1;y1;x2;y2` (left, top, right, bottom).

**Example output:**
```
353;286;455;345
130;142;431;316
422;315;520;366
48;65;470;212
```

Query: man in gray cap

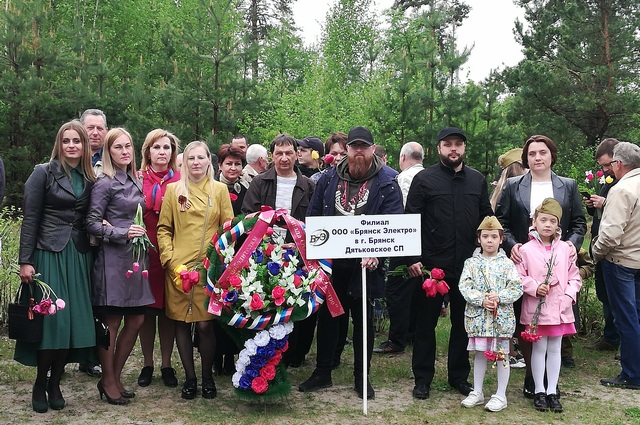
405;127;492;400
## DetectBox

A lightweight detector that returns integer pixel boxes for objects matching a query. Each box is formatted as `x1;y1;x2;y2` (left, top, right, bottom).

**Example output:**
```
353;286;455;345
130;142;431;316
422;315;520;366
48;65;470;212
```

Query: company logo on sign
309;229;329;246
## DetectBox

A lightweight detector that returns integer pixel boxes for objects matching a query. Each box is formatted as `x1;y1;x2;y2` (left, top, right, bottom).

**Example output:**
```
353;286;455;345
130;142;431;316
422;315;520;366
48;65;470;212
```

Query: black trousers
314;260;374;377
283;312;318;366
412;282;470;387
385;258;421;347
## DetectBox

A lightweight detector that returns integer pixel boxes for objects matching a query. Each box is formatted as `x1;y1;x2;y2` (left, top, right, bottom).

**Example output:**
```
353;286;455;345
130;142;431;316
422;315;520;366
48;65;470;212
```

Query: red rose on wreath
251;376;268;394
260;364;276;381
229;275;243;289
250;294;265;311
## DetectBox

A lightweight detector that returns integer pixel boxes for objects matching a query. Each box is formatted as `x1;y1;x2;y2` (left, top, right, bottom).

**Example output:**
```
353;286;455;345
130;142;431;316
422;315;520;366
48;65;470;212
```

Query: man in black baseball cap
405;125;492;400
347;126;374;146
437;127;467;143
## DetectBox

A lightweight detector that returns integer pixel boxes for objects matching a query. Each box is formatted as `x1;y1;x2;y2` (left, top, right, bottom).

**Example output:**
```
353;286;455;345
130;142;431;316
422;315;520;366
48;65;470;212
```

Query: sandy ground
1;336;640;425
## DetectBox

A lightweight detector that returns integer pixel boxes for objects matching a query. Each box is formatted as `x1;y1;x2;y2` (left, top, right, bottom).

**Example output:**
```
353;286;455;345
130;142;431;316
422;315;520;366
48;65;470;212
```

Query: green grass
1;316;639;424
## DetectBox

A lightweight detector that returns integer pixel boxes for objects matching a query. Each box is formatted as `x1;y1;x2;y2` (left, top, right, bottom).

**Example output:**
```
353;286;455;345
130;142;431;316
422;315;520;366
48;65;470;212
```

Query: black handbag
94;316;110;349
8;283;44;343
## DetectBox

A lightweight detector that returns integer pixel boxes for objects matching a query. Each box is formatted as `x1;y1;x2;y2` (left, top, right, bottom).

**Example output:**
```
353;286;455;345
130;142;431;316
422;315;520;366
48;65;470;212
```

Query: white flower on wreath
232;371;242;387
244;339;258;356
254;330;270;347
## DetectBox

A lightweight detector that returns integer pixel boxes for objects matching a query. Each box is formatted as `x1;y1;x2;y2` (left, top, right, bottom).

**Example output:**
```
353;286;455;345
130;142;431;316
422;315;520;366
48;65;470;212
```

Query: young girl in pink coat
516;198;582;413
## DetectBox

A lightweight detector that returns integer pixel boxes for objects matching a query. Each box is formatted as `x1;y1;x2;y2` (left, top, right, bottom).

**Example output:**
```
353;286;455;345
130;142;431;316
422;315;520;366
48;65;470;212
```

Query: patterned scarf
145;167;176;214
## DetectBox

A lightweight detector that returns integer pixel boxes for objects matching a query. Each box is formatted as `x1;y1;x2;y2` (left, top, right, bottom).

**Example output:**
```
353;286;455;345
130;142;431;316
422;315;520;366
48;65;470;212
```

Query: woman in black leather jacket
16;121;97;413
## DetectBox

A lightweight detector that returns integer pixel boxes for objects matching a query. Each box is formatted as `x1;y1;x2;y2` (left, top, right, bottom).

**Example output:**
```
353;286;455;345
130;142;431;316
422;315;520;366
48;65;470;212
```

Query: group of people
12;111;640;415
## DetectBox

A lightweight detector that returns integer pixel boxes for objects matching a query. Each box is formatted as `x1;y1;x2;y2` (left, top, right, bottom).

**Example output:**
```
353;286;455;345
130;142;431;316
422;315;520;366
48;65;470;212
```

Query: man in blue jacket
298;126;403;400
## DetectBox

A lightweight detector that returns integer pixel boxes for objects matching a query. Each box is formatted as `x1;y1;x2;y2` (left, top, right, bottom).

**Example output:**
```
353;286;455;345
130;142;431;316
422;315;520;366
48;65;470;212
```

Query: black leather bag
8;283;43;343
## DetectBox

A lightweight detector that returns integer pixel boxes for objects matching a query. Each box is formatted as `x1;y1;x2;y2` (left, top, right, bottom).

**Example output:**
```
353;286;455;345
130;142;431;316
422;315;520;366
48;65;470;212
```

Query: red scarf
142;167;180;214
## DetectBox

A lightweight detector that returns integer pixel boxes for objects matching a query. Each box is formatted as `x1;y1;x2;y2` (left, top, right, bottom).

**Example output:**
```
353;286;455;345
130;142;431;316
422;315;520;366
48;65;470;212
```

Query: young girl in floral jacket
459;216;523;412
516;198;582;413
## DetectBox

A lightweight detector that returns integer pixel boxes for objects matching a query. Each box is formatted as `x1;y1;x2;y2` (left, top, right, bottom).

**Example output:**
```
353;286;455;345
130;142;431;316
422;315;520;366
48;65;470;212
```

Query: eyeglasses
609;160;620;166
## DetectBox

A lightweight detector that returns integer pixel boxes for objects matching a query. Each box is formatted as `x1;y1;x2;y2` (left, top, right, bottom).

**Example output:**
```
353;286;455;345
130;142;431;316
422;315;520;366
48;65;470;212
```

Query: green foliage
1;0;639;207
506;0;640;146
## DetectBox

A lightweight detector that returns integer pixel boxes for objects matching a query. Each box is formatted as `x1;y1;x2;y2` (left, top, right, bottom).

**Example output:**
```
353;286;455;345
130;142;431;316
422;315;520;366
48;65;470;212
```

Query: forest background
1;0;639;206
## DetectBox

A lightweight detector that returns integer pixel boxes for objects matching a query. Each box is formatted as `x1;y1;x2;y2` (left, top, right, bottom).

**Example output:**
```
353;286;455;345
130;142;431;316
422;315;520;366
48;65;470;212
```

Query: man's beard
440;152;464;169
349;155;372;180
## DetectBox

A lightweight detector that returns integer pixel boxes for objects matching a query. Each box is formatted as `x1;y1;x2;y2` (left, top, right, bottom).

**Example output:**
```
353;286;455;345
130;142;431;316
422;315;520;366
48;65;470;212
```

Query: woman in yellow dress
157;141;233;400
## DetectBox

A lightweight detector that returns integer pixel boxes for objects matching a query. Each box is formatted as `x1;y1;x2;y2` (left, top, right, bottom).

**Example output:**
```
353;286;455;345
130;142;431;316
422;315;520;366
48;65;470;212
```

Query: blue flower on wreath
245;365;260;378
295;269;307;278
224;290;238;304
257;345;275;359
253;249;264;263
239;375;252;390
274;338;287;350
284;249;296;262
252;356;268;369
267;261;281;275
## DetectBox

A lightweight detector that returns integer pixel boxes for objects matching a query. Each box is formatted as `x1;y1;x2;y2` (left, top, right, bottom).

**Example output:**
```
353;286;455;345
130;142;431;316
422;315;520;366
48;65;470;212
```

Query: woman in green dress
16;121;97;413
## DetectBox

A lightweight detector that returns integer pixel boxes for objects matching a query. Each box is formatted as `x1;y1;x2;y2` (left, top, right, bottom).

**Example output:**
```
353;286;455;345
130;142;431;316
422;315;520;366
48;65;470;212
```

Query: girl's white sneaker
461;391;484;407
484;394;508;412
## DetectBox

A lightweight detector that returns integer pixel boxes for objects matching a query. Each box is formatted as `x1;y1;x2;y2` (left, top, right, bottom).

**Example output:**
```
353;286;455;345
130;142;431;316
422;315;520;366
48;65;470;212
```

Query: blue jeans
601;260;640;385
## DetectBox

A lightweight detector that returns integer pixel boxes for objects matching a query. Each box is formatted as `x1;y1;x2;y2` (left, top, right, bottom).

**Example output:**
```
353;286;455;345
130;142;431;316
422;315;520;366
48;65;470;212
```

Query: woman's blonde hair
140;129;181;171
101;127;137;178
174;141;216;200
490;161;527;211
51;120;96;182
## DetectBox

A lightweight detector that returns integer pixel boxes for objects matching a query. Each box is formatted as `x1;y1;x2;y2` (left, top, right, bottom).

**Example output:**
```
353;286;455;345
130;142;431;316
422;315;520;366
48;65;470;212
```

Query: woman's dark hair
324;132;347;154
217;144;243;164
521;135;558;168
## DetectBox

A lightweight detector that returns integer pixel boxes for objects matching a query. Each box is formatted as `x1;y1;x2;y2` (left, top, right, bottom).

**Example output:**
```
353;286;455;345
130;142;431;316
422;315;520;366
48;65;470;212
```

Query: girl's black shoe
533;392;549;411
546;393;563;413
202;377;217;399
181;378;197;400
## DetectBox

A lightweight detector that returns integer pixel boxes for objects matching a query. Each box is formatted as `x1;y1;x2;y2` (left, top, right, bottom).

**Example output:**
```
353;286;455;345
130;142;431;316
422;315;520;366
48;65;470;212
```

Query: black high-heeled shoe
47;381;65;410
181;378;197;400
120;389;136;399
97;381;130;406
31;384;48;413
202;377;217;399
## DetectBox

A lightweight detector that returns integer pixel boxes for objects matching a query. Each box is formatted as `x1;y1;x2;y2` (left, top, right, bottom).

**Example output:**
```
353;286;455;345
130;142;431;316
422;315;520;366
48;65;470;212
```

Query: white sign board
305;214;421;260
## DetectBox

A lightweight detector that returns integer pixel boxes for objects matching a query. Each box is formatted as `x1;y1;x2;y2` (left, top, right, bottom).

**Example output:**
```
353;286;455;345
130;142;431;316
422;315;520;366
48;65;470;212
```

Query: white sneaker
485;394;507;412
461;391;484;407
509;356;526;368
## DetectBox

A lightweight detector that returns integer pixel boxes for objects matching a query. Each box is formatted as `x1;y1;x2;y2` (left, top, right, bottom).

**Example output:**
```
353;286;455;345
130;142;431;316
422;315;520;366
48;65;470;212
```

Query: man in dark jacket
241;133;315;368
242;134;314;226
298;126;403;400
585;138;620;351
406;127;492;400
